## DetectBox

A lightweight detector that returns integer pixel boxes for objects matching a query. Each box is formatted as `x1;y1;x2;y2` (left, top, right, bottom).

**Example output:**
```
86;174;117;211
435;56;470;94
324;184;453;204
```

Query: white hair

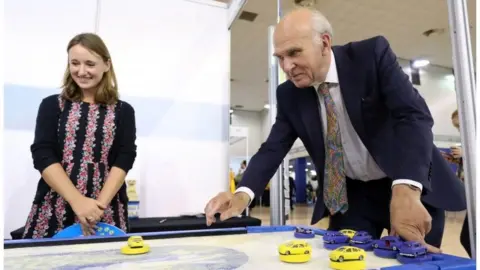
311;10;333;38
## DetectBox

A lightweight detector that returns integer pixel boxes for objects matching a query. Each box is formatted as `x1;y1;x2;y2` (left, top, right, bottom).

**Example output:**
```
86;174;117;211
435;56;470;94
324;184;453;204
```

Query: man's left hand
390;184;442;253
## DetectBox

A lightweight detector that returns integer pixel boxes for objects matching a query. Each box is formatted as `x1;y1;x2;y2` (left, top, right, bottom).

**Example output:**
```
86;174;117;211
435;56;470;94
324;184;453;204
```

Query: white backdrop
3;0;234;239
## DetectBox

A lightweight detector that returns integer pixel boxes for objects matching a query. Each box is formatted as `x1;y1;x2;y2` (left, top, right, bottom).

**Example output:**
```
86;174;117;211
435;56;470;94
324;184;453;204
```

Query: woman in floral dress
22;33;137;238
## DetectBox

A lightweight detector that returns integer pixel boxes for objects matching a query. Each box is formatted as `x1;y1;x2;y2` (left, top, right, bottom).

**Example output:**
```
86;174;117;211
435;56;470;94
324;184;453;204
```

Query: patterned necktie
318;83;348;215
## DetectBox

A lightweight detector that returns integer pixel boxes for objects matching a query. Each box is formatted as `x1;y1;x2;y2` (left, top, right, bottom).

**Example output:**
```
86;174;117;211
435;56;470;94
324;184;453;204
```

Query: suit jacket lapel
332;46;368;146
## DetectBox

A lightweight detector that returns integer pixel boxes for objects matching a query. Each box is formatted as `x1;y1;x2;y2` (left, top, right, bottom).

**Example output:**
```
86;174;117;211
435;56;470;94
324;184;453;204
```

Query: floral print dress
22;94;137;239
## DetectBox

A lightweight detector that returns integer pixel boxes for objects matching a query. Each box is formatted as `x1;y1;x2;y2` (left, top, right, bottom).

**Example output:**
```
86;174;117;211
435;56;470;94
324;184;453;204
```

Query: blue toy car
323;231;349;244
373;236;403;251
350;231;372;244
349;231;374;251
398;241;428;257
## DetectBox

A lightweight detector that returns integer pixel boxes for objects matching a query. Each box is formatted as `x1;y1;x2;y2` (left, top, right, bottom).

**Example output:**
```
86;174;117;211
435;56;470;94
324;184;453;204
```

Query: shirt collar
325;51;339;84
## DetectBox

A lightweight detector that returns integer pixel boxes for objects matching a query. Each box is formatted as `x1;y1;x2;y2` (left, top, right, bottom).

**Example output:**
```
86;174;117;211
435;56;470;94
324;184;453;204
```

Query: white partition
229;126;249;172
3;0;99;239
3;0;231;238
97;0;230;217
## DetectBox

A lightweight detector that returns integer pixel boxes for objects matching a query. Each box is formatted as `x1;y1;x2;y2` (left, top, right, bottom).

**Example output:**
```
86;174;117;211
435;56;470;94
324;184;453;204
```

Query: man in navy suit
205;8;466;252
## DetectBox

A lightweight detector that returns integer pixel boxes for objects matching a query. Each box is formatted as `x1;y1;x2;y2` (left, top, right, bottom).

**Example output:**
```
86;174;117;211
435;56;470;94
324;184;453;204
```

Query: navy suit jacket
237;36;466;225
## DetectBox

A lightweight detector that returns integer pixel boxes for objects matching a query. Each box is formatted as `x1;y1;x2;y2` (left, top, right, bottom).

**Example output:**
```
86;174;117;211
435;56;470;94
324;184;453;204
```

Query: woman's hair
61;33;119;105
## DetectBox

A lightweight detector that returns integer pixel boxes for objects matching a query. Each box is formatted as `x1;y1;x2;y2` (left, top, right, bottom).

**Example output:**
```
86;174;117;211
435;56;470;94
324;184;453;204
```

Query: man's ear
321;34;332;56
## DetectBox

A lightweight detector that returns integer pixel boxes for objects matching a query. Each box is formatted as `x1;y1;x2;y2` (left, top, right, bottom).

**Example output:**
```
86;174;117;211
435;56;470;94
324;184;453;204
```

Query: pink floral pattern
22;97;129;238
32;192;54;238
22;204;38;238
76;104;100;195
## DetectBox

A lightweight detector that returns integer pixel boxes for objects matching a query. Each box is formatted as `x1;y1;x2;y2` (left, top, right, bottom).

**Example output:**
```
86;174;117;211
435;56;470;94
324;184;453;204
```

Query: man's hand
204;191;250;226
390;185;442;253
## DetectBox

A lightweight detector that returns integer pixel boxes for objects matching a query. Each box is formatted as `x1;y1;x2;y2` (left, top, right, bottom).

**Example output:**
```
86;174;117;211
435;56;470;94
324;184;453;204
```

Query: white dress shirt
236;51;423;203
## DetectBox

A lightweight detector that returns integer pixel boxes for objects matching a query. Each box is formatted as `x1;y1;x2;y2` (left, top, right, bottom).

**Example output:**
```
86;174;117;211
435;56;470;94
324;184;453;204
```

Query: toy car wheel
286;251;290;255
374;243;379;248
393;247;397;251
304;251;309;254
338;256;344;262
359;255;364;261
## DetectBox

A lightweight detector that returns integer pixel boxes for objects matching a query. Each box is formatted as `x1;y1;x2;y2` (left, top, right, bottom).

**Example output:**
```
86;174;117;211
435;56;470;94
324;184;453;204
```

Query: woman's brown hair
61;33;119;105
452;109;458;119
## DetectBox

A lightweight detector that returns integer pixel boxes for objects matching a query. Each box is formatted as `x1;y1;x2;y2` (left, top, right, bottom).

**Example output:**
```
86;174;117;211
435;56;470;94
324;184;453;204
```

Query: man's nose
283;59;295;73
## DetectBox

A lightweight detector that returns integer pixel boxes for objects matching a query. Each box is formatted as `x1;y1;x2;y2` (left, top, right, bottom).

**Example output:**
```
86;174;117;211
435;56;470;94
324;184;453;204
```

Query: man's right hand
204;191;250;226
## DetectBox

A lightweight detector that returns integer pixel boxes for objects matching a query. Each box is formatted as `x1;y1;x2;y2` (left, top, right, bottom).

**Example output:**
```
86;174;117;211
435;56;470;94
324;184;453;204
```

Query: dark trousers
325;177;445;248
460;215;472;257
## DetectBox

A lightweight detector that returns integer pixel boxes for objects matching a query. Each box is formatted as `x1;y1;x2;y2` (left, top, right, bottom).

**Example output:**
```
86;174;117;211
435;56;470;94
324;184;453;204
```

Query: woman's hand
71;196;106;235
81;223;97;236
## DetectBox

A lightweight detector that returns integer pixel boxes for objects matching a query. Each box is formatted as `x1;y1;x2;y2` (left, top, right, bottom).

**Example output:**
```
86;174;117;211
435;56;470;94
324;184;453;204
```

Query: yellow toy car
278;240;312;263
329;246;366;262
128;236;145;248
278;240;312;255
340;229;356;239
121;236;150;255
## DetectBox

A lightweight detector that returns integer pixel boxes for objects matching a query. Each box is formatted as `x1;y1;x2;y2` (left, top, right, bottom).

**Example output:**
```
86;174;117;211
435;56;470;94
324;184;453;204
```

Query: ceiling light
264;104;270;109
412;59;430;68
229;109;233;113
307;162;311;165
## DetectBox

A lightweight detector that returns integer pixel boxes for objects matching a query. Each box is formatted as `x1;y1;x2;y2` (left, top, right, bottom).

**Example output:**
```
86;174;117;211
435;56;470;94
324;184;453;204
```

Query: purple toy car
323;231;349;244
373;236;403;251
294;227;315;239
295;227;313;234
350;231;372;244
399;241;428;257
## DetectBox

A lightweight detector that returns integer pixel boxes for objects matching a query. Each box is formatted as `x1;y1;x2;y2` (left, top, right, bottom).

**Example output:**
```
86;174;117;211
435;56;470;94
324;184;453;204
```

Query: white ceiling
227;0;476;111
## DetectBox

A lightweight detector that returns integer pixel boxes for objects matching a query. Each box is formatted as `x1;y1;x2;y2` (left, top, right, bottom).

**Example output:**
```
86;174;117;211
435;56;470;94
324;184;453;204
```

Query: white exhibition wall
230;111;263;158
4;0;231;239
